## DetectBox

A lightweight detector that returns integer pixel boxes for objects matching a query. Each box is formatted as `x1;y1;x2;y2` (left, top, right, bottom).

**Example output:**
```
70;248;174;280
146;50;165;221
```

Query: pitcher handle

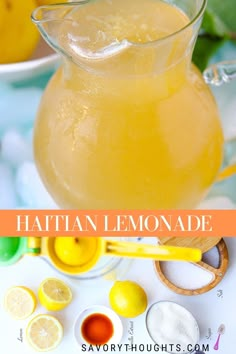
203;60;236;86
217;165;236;183
203;60;236;182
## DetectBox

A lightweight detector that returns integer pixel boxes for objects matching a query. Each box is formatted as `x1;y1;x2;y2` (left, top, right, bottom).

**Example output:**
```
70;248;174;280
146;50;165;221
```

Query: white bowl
74;305;123;349
146;301;200;354
0;38;60;83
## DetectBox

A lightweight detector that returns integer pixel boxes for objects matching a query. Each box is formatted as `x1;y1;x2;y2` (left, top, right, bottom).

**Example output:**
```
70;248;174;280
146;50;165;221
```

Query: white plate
0;39;60;83
74;305;123;349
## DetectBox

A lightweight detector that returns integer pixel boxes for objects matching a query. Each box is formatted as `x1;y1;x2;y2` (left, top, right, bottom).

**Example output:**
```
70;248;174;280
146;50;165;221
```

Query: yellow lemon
54;237;98;267
0;0;40;64
109;280;148;318
4;286;37;320
26;314;63;352
38;278;72;311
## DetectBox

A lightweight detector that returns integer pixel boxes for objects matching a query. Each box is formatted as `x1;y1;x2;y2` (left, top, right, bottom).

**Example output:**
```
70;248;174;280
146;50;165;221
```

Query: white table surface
0;236;235;354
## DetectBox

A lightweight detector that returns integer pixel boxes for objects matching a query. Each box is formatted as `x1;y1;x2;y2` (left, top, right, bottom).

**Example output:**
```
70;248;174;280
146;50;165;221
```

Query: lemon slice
38;278;72;311
26;314;63;352
4;286;37;320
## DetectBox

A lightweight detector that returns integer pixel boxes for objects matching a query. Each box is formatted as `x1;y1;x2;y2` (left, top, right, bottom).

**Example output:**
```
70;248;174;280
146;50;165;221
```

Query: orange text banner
0;210;235;237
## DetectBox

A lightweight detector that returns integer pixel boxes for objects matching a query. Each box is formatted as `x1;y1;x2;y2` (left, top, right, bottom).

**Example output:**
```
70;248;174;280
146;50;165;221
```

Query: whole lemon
109;280;148;318
0;0;40;64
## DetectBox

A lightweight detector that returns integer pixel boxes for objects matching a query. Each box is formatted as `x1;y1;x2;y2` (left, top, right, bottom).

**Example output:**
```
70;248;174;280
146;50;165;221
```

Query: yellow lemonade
34;0;223;209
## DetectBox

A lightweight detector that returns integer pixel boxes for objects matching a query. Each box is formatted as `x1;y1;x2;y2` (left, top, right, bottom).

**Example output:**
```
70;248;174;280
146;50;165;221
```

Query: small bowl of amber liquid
74;305;123;348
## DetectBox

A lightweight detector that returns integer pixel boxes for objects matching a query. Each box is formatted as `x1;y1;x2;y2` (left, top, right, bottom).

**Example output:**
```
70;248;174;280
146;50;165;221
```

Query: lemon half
38;278;72;311
4;286;37;320
26;314;63;352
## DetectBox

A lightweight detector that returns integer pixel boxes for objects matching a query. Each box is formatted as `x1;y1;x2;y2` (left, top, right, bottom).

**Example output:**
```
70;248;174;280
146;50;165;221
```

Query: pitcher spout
31;1;132;64
31;2;85;55
31;0;203;73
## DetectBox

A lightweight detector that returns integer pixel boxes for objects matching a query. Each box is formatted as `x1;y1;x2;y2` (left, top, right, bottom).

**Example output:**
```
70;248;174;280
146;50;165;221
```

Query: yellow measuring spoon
42;237;202;276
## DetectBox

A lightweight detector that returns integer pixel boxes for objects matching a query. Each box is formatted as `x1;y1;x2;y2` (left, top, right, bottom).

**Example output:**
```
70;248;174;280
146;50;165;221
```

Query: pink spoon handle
214;334;221;350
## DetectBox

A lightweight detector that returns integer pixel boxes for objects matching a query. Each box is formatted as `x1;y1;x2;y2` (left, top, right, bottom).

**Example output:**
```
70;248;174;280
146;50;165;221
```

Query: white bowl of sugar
146;301;200;354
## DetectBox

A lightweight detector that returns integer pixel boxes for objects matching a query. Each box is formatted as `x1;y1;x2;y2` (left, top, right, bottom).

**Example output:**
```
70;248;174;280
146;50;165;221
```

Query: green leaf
192;37;225;71
202;11;229;37
203;0;236;37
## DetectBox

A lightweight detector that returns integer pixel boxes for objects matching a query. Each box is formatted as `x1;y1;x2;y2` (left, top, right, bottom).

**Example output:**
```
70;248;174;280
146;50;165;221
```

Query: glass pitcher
31;0;235;210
